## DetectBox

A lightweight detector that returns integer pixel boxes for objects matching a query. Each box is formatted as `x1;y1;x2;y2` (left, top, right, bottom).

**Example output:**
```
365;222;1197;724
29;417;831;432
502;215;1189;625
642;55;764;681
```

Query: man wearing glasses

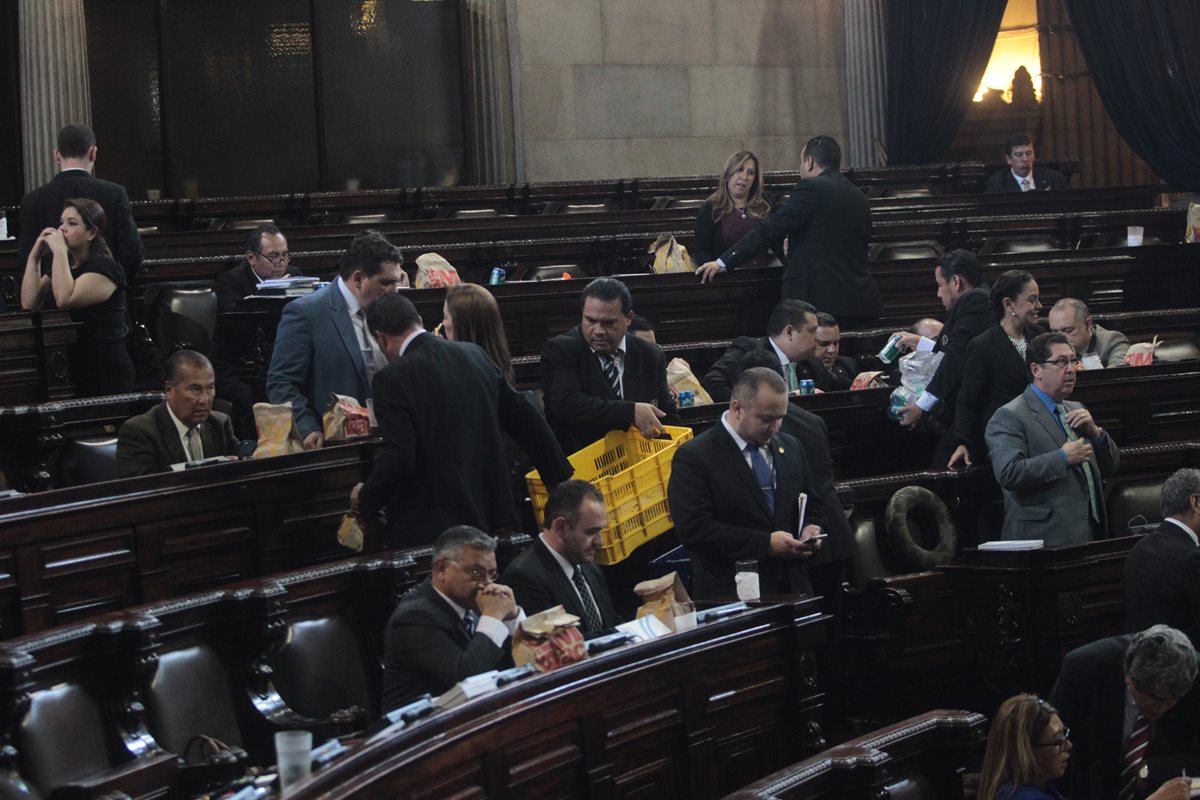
985;331;1119;546
382;526;524;710
214;224;303;312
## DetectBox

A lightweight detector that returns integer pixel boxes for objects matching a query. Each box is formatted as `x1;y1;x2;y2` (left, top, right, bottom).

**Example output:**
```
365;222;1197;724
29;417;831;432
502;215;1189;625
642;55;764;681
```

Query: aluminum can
678;390;695;408
798;379;816;395
878;333;904;364
488;267;506;285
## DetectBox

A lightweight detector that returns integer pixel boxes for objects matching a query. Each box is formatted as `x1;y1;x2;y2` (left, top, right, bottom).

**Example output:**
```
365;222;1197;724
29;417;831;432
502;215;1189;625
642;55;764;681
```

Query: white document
979;540;1045;551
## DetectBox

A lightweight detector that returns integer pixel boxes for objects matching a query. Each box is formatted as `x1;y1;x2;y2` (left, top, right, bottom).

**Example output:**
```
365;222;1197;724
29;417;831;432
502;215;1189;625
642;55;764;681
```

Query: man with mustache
985;331;1119;546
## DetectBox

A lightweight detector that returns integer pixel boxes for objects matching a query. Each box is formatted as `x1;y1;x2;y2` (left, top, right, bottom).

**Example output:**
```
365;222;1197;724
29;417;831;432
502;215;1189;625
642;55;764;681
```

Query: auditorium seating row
0;570;830;800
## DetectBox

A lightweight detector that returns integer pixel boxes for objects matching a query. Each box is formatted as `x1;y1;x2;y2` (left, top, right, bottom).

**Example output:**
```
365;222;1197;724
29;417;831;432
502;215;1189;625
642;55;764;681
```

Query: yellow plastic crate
526;425;693;565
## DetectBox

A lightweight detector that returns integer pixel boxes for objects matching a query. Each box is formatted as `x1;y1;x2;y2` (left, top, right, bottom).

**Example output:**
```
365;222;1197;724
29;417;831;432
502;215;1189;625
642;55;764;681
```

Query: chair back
151;286;218;355
55;436;119;487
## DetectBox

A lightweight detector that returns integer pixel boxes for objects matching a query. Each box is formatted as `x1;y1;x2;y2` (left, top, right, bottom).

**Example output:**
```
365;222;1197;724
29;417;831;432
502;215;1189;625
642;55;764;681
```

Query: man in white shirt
1124;469;1200;646
502;480;620;634
1048;297;1132;369
984;133;1069;193
382;526;525;710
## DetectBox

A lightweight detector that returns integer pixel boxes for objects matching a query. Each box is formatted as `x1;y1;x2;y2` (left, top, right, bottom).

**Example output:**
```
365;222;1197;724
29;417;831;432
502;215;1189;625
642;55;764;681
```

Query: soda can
799;379;816;395
878;333;904;364
678;390;695;408
488;267;506;285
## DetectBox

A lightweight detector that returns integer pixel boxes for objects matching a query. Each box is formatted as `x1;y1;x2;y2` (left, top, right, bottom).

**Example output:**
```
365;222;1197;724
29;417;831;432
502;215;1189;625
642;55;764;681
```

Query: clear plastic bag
888;350;944;421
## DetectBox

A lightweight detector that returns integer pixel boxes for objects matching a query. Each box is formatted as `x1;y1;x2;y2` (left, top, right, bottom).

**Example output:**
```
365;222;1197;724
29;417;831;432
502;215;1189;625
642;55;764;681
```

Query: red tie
1119;714;1150;800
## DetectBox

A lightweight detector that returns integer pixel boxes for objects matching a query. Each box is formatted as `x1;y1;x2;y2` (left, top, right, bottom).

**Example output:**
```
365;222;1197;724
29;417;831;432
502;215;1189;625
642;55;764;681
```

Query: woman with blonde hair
441;283;513;381
977;694;1188;800
692;150;782;269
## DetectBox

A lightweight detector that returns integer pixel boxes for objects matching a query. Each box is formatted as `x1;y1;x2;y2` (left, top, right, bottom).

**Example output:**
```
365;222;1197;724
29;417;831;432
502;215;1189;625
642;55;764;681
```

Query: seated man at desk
116;349;239;477
502;480;620;636
813;312;858;391
1048;297;1131;369
383;526;524;710
213;224;303;312
540;277;678;454
985;332;1119;546
984;133;1068;193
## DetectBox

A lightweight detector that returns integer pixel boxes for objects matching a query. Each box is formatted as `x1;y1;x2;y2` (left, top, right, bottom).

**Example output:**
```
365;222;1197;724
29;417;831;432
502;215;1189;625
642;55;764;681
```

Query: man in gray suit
266;229;407;449
986;331;1119;545
1048;297;1131;369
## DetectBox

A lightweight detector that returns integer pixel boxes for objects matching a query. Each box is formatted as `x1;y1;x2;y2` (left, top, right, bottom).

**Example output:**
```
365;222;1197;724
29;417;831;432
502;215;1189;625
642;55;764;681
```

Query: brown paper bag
337;512;365;552
322;393;371;441
512;606;588;672
666;357;714;406
414;253;462;289
1123;337;1159;367
850;370;889;390
648;234;697;274
1186;202;1200;243
251;402;305;458
634;572;692;631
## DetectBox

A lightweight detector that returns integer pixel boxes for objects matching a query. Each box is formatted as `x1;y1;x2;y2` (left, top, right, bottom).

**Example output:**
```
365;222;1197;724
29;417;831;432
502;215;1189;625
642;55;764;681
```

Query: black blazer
501;537;620;634
924;286;991;413
17;169;144;281
667;423;826;600
116;402;239;477
540;327;679;455
720;168;882;320
951;323;1041;456
382;578;510;711
358;334;572;546
983;166;1069;193
780;405;852;565
1124;521;1200;646
214;261;304;312
700;336;843;403
1049;635;1200;800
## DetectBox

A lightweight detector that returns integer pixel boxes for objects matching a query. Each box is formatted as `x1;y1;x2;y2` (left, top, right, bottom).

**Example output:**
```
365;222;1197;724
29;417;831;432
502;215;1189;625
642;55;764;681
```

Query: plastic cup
275;730;313;795
672;601;697;630
1127;225;1144;247
735;560;760;602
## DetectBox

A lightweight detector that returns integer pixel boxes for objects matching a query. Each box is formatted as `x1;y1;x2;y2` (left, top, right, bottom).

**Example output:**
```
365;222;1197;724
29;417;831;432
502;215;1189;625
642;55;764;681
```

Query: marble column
843;0;887;167
462;0;518;184
19;0;92;192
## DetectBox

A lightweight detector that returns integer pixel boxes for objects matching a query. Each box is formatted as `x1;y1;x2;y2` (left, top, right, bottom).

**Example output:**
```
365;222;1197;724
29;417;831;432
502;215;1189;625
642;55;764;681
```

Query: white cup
734;560;760;602
1127;225;1144;247
275;730;313;796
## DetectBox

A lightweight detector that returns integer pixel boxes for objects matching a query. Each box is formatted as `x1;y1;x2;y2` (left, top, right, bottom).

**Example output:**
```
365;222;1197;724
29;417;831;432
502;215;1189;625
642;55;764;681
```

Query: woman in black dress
947;269;1043;468
692;150;783;269
20;197;134;396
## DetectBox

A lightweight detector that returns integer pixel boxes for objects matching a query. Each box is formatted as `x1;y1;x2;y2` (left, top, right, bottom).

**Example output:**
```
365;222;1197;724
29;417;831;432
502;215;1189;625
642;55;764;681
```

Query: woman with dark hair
692;151;782;269
440;283;513;381
20;198;134;396
978;694;1188;800
947;269;1043;468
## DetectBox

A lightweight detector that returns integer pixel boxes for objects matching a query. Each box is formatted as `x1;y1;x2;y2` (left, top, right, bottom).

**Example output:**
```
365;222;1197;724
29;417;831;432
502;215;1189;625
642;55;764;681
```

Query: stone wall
513;0;848;181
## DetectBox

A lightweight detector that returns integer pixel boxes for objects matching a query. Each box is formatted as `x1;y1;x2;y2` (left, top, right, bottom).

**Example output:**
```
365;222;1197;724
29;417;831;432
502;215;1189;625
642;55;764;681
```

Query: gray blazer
985;386;1119;546
1085;325;1131;368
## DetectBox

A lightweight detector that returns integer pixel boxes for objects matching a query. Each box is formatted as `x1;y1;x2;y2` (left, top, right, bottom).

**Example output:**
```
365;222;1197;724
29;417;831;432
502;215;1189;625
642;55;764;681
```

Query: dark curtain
1061;0;1200;190
885;0;1008;165
0;0;22;205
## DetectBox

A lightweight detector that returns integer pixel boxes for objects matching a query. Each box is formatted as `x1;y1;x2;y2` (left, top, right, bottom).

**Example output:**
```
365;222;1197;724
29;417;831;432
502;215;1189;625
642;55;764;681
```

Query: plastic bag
888;351;944;422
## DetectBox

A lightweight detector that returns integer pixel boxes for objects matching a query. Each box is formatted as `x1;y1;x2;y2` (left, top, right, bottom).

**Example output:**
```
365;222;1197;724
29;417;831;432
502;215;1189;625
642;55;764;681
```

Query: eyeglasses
1034;725;1070;753
456;562;499;583
1039;356;1082;369
255;250;291;265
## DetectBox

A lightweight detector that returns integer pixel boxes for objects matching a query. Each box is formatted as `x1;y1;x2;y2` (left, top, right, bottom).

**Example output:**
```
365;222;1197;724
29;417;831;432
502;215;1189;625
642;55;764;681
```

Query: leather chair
149;286;218;355
224;218;276;231
869;241;943;261
527;264;588;281
18;683;112;796
55;436;119;488
1153;339;1200;362
1107;478;1164;538
269;616;375;721
980;236;1058;255
343;213;390;225
144;644;243;754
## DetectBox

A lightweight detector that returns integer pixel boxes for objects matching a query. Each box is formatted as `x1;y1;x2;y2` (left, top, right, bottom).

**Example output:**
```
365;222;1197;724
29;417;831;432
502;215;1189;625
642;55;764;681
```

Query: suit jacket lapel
1025;389;1065;446
154;403;188;464
620;335;638;400
771;434;801;531
534;539;584;619
421;580;471;647
713;425;772;519
577;328;618;400
329;282;369;387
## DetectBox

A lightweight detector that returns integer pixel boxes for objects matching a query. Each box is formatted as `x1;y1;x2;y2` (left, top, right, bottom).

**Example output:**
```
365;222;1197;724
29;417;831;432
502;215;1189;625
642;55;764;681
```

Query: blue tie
746;443;775;515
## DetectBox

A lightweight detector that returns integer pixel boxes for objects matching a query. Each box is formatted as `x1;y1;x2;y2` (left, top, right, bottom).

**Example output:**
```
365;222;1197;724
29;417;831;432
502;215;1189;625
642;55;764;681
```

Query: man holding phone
668;366;825;600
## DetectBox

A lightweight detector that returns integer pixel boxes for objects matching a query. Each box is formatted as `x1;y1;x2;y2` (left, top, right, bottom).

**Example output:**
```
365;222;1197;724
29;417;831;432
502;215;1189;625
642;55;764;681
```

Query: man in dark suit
702;299;839;402
892;249;992;466
697;135;881;329
116;350;238;477
213;224;303;312
353;292;571;547
17;124;143;283
266;229;407;449
1125;469;1200;645
668;366;825;600
501;480;620;635
540;277;678;455
1048;625;1200;800
813;313;858;391
382;526;523;710
986;332;1119;546
984;133;1069;193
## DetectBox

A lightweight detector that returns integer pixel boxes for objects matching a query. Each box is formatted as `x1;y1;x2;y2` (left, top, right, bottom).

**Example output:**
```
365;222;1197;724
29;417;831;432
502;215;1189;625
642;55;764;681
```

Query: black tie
572;566;604;633
600;352;622;398
462;609;478;637
746;443;775;515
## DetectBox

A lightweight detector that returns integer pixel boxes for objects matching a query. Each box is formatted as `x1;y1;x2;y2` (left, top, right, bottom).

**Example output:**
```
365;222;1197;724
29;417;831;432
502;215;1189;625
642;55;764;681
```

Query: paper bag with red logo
634;572;692;631
413;252;462;289
322;393;371;441
850;370;888;390
512;606;588;672
251;402;305;459
1123;337;1159;367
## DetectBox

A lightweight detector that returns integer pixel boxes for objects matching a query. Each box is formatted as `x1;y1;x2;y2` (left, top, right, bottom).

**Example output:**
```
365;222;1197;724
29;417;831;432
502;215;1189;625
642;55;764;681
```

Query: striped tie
572;566;604;633
1119;714;1150;800
1056;404;1100;524
1020;177;1032;192
600;353;622;398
